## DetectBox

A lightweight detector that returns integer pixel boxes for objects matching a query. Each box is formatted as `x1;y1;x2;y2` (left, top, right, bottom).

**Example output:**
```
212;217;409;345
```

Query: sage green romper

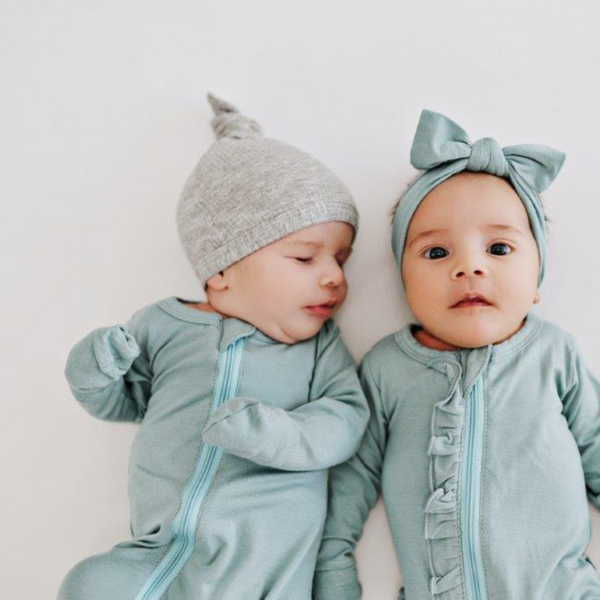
314;313;600;599
59;296;368;600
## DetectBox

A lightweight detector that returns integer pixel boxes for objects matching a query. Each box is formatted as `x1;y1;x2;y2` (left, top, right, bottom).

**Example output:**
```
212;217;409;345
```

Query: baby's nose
450;262;488;279
320;265;345;287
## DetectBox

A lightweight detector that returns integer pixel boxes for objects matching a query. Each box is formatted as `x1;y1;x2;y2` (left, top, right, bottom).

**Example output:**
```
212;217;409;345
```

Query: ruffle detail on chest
424;360;466;598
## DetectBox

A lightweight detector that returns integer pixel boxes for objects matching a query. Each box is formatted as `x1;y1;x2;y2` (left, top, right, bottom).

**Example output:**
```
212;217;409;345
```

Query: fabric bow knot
410;110;565;192
392;109;567;286
466;138;508;177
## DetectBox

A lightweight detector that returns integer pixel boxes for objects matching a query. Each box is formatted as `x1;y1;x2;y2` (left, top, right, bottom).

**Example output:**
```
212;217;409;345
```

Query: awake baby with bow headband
313;110;600;599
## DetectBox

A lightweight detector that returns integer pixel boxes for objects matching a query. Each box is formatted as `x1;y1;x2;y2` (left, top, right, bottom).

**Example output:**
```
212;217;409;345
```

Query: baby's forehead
405;172;536;242
276;221;355;248
429;171;518;199
417;173;526;219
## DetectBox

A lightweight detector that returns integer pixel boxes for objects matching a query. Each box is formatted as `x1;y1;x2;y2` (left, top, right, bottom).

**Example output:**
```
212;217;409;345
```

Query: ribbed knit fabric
176;95;359;286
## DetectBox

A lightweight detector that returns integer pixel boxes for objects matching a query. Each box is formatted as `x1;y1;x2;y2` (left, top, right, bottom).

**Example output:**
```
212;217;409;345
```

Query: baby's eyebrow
408;224;524;248
285;240;353;256
407;228;447;248
483;224;524;235
285;241;323;249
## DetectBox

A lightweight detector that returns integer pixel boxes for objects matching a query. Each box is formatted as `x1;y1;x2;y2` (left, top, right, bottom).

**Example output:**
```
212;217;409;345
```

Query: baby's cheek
406;282;431;314
338;283;349;304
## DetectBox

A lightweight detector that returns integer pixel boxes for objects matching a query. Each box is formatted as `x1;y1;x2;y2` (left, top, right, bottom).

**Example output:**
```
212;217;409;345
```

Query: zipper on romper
135;335;248;600
460;375;487;600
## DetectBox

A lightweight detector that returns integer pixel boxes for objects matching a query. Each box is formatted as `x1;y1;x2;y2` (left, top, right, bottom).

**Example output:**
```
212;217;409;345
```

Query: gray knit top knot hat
176;93;359;286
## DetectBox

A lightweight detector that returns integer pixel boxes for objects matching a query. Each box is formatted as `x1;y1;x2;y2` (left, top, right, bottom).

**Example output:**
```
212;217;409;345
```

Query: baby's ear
533;289;541;304
206;271;228;291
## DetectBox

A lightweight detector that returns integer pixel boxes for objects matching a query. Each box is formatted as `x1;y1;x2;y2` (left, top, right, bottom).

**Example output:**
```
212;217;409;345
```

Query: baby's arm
202;320;369;471
64;307;153;422
562;335;600;510
312;356;387;599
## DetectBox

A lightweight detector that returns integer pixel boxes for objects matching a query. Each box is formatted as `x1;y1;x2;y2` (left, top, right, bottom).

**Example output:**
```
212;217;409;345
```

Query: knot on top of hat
207;93;262;140
466;137;509;177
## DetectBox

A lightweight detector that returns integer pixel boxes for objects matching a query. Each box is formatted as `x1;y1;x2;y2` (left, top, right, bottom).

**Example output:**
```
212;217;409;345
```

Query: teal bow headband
391;109;566;286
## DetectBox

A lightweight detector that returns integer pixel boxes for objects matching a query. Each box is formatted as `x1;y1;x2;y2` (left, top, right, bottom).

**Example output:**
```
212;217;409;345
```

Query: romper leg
57;544;167;600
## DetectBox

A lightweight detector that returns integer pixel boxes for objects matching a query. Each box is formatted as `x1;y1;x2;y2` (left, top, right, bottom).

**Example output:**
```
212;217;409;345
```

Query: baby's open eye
487;243;512;256
424;247;449;260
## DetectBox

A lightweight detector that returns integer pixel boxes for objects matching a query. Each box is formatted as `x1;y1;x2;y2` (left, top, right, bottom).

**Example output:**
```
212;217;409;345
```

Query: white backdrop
2;1;599;598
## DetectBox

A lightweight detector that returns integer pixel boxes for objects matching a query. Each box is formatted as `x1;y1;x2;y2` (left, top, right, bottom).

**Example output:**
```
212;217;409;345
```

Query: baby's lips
305;297;340;313
305;304;334;318
450;293;493;308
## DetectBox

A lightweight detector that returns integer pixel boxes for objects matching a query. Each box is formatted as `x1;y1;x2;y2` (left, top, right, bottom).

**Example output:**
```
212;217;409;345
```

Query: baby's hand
94;325;140;379
65;325;140;390
202;397;294;464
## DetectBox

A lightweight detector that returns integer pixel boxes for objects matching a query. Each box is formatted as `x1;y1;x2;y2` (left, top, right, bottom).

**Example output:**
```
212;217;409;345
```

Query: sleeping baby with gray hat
58;94;368;600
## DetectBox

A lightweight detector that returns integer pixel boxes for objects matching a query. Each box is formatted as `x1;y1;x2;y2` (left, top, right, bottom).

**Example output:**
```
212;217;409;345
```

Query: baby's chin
253;315;328;345
436;320;525;349
212;303;327;345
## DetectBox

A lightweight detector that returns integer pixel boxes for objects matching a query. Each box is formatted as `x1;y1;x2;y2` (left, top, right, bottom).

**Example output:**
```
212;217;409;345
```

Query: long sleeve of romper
64;307;153;423
201;320;369;471
312;355;388;600
562;335;600;511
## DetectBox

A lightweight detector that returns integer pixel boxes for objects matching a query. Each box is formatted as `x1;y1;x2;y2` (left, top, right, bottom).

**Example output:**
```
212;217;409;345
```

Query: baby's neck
414;328;460;351
182;300;229;317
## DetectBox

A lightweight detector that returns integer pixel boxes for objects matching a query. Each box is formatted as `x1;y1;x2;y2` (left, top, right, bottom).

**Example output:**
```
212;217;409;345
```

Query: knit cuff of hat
195;200;358;285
